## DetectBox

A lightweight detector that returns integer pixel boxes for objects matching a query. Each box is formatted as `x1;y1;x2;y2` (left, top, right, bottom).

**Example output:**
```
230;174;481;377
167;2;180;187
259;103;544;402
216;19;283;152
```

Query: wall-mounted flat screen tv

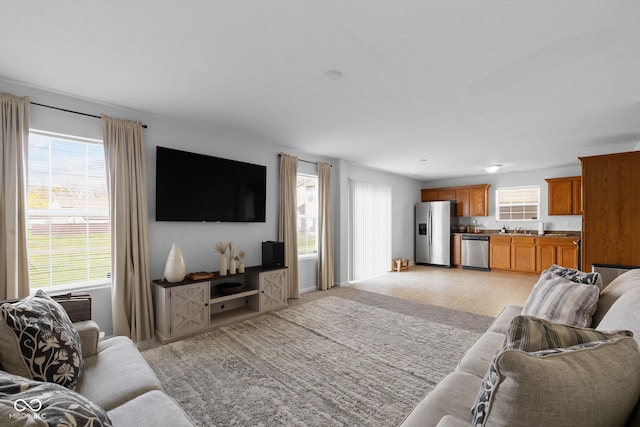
155;146;266;222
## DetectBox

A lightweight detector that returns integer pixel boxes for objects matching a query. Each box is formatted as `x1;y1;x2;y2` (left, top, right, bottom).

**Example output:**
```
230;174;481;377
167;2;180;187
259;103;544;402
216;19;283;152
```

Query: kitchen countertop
453;230;581;239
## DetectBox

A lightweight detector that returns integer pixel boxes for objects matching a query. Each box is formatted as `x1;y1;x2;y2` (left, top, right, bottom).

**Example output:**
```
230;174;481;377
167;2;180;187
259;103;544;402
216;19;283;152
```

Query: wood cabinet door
456;188;470;217
490;236;511;270
511;237;537;272
557;242;579;269
259;269;288;311
170;282;209;336
571;177;582;215
536;243;557;272
421;189;439;202
470;186;488;216
452;235;462;266
438;189;457;201
546;176;581;215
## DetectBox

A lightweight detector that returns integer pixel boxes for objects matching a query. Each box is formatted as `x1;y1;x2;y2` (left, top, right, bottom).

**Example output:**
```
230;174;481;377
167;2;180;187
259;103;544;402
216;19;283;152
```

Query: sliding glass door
348;179;391;281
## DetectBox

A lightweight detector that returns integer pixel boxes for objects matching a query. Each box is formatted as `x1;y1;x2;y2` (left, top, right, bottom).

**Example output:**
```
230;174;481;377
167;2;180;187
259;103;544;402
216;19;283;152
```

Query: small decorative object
238;251;246;273
229;242;237;274
216;242;228;276
218;282;244;295
164;243;186;282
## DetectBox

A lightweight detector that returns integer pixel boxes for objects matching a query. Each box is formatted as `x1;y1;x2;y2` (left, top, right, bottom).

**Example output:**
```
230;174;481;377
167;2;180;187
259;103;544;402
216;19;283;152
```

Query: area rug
142;295;484;426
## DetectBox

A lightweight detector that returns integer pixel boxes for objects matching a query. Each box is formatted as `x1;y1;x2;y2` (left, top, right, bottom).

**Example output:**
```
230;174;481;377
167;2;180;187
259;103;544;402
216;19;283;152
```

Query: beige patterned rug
143;294;489;426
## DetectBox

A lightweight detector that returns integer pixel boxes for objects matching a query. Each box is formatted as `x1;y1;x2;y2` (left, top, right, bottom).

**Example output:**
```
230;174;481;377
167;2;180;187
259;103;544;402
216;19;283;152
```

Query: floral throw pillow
0;369;111;426
0;291;84;389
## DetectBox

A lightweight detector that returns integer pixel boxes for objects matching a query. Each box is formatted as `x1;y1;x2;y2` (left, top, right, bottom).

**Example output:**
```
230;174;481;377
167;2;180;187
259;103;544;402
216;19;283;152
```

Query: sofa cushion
472;316;638;427
107;390;194;426
456;332;505;378
0;369;111;426
0;290;84;389
596;286;640;347
400;371;482;427
75;336;161;411
521;270;599;327
487;305;522;334
592;268;640;327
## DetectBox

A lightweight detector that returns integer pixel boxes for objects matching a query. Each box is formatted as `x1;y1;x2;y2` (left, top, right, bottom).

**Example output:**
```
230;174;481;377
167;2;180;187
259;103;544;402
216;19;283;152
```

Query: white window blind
349;179;391;281
296;174;318;257
27;130;111;289
496;186;540;221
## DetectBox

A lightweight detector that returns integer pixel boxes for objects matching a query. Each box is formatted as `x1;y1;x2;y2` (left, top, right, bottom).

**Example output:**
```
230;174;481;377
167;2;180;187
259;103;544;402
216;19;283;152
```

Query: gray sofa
400;268;640;427
74;321;194;426
0;291;193;426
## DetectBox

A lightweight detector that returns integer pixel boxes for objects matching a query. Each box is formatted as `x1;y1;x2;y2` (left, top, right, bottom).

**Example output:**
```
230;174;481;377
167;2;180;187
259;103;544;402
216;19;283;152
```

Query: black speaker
262;241;284;268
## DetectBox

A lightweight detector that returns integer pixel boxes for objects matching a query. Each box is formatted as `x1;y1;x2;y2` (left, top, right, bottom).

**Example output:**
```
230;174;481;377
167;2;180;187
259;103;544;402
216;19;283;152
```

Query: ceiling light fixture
484;164;502;174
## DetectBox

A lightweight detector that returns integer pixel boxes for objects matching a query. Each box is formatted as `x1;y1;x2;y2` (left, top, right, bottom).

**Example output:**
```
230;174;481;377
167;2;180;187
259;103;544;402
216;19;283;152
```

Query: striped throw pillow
521;270;599;327
471;316;634;427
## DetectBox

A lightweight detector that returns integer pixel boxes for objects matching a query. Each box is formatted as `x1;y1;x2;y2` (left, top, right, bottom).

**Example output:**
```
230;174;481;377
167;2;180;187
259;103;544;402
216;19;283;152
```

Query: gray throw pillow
0;291;84;389
472;316;637;427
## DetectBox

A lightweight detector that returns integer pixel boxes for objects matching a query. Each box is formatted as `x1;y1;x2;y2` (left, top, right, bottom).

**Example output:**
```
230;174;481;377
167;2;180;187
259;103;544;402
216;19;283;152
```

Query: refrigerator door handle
428;211;432;246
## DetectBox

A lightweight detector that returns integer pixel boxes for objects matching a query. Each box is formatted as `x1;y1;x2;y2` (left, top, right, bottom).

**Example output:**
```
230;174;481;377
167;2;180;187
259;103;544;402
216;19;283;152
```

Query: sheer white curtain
349;179;391;281
101;114;154;342
0;93;30;299
279;154;299;298
317;162;334;290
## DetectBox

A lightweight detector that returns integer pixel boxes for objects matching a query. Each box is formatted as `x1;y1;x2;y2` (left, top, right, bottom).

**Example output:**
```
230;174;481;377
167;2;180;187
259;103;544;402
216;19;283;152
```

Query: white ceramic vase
219;254;228;276
164;243;186;283
229;258;237;275
238;262;245;273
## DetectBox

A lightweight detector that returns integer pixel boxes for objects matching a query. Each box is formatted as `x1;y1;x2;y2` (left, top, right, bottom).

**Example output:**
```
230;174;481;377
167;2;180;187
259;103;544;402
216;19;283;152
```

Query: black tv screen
155;146;266;222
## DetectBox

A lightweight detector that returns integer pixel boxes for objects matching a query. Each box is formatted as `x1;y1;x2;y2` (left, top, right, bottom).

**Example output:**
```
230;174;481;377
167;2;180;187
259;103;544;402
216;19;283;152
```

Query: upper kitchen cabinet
580;151;640;271
545;176;582;215
421;184;490;217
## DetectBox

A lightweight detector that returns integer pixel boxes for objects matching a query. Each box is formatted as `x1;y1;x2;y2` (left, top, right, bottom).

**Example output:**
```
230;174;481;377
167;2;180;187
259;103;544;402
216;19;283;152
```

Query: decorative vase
164;243;186;283
229;258;237;275
238;262;245;273
219;254;227;276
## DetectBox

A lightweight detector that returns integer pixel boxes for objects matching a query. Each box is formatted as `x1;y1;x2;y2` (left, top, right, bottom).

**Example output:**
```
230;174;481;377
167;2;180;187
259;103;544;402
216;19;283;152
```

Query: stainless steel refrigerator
415;201;456;267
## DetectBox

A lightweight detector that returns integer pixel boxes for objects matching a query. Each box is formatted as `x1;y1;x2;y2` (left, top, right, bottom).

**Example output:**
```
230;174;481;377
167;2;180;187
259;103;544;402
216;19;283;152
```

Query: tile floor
348;265;538;317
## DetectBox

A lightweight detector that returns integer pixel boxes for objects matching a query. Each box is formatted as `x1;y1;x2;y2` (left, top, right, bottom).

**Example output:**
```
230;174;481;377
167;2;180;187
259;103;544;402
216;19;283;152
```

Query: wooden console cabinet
154;266;287;343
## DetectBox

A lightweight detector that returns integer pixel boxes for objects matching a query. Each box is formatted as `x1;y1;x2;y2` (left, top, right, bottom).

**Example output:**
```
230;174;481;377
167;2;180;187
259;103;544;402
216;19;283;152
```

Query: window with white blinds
496;186;540;221
348;179;391;281
27;130;111;289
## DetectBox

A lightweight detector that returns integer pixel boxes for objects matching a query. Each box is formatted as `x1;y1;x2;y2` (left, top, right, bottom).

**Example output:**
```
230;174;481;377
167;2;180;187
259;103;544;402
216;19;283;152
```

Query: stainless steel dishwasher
462;235;490;271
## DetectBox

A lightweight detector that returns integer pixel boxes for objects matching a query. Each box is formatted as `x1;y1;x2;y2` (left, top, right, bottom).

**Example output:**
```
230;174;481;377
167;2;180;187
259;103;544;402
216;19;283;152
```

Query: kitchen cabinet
490;236;511;270
490;235;578;273
452;234;462;266
580;151;640;270
546;176;582;215
536;238;579;272
421;184;491;217
511;237;537;273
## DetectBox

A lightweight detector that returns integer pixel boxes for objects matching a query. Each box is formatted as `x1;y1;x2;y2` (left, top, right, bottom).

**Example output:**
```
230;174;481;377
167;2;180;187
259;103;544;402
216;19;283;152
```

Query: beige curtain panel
101;114;154;342
317;162;334;290
0;93;30;299
279;154;299;299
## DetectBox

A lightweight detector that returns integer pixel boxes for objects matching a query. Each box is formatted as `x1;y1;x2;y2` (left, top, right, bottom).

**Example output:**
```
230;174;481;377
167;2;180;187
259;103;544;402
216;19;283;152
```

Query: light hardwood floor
348;265;538;317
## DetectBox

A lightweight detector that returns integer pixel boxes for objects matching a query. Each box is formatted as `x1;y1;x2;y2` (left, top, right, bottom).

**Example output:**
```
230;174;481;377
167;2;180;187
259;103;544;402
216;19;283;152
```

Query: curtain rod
30;101;148;129
278;153;332;167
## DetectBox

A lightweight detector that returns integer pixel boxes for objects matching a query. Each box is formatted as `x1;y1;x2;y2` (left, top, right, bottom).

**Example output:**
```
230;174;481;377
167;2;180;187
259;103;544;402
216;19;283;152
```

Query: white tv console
153;266;287;343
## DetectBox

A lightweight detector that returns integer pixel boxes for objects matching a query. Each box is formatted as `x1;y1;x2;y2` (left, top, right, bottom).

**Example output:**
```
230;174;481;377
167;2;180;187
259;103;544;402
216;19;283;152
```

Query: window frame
26;129;111;293
495;185;541;222
296;173;319;259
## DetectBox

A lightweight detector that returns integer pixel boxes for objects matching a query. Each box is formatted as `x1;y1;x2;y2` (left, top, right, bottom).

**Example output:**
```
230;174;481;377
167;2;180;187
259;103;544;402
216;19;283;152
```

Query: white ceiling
2;1;640;179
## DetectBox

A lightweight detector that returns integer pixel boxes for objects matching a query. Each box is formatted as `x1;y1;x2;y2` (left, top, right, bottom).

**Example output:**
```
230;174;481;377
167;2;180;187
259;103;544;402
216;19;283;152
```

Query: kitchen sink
496;232;538;236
